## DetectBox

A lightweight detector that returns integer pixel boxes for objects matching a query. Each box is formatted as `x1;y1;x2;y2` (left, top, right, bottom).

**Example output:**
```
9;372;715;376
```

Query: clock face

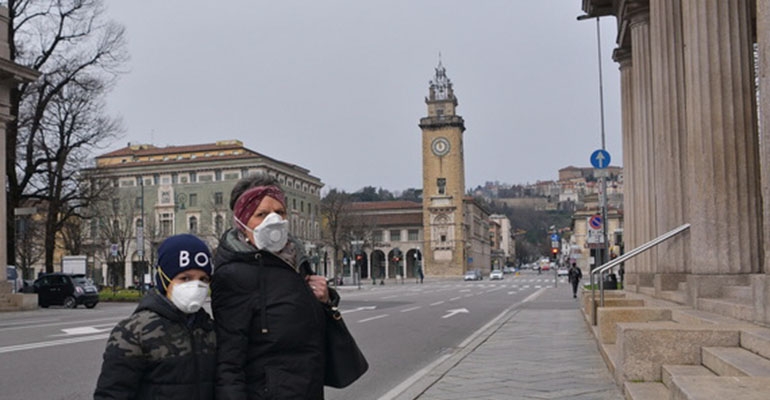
431;137;451;156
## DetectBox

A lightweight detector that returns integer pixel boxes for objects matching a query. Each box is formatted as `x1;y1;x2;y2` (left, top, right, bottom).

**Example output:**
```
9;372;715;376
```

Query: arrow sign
590;149;611;169
341;306;377;314
442;308;469;319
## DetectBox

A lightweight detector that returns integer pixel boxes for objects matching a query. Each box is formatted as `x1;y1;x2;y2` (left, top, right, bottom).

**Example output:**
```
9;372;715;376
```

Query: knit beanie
155;234;213;294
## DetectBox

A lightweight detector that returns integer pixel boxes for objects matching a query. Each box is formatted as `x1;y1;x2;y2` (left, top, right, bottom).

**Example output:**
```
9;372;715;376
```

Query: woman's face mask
168;280;209;314
238;212;289;252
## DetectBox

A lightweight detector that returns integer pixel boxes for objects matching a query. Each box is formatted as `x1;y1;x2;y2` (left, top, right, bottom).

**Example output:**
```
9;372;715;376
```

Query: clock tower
420;60;466;277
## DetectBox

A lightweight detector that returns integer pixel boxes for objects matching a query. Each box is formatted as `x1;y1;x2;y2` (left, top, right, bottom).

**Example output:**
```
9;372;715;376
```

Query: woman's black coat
212;229;330;400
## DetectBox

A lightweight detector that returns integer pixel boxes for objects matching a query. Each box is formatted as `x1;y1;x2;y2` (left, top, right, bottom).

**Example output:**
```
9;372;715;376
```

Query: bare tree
5;0;128;271
90;196;136;290
14;210;45;279
320;189;352;282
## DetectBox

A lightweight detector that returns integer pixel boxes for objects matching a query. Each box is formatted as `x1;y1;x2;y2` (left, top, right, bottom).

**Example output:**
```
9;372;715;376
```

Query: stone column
759;0;770;275
682;0;760;275
613;47;636;288
756;0;770;324
629;7;657;287
650;0;689;285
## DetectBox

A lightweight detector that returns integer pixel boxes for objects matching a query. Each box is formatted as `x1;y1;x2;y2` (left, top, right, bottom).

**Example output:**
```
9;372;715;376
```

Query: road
0;271;562;400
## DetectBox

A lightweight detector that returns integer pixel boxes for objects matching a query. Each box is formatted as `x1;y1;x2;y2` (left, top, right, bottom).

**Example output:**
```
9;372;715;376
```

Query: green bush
99;289;143;302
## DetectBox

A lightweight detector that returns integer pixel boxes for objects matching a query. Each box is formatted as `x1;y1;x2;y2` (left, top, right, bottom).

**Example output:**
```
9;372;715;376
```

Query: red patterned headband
233;185;286;226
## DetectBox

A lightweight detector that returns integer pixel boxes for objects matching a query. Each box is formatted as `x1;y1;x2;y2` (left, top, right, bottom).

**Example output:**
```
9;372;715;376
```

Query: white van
6;265;22;293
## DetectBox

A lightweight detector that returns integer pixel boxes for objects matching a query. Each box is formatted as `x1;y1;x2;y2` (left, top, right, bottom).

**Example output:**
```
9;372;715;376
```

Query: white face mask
169;280;209;314
238;212;289;252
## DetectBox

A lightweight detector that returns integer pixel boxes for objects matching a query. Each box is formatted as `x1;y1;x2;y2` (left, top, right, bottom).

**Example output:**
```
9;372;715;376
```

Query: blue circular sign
590;149;611;169
589;214;602;230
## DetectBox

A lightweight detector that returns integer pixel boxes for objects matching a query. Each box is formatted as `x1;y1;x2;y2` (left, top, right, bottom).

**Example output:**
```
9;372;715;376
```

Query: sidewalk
388;286;624;400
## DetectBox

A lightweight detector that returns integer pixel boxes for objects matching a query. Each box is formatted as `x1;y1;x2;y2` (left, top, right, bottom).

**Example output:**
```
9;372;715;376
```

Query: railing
589;223;690;325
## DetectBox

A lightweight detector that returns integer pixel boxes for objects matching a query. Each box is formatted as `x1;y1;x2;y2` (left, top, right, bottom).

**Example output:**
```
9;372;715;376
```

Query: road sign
110;243;118;257
550;233;559;242
589;214;602;230
590;149;611;169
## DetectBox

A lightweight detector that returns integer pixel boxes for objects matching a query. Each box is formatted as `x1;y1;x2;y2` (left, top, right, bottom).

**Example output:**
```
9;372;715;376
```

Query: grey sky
103;1;621;193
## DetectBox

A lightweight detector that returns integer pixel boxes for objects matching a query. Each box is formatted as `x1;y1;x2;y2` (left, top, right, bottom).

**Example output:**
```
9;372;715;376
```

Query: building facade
82;140;323;287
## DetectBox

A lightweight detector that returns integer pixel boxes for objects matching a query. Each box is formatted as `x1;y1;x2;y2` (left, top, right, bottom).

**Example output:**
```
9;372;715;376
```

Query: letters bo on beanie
155;234;213;294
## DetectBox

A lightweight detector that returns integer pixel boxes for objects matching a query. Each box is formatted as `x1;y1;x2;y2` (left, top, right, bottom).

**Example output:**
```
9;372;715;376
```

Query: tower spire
429;54;454;101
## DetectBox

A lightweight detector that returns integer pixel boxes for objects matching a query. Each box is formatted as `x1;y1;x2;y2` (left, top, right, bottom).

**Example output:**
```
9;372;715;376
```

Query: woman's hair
229;173;282;210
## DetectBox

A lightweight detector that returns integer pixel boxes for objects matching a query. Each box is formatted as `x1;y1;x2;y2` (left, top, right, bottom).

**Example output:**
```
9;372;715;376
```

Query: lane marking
442;308;469;319
400;306;421;313
430;301;445;306
0;316;123;333
0;333;109;354
340;306;377;314
357;314;388;323
449;296;461;301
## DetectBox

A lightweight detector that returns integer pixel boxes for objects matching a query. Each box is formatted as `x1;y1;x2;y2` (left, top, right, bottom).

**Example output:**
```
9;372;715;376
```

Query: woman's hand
306;275;330;304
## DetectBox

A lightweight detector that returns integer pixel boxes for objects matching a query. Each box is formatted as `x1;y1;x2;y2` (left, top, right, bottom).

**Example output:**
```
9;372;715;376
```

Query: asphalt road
0;271;562;400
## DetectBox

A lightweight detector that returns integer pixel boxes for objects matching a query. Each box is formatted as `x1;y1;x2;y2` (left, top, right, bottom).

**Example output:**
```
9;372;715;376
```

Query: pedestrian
418;267;424;284
94;234;216;400
568;263;582;299
212;174;343;399
618;264;625;288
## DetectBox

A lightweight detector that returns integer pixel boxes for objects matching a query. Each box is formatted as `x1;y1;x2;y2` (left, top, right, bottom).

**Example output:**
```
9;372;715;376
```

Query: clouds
103;1;621;192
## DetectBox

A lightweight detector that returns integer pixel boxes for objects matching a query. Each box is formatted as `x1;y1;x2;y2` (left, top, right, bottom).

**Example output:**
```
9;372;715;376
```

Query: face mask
238;212;289;252
168;280;209;314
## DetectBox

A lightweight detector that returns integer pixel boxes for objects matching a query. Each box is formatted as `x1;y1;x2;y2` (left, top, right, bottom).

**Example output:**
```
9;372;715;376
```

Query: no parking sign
589;214;602;230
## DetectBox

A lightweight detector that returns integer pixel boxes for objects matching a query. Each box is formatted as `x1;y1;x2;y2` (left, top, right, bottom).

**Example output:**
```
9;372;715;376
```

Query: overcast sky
102;1;622;193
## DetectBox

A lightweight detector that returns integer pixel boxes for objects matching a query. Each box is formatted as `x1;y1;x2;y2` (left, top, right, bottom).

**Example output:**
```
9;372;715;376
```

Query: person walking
94;234;216;400
568;263;582;298
212;174;344;399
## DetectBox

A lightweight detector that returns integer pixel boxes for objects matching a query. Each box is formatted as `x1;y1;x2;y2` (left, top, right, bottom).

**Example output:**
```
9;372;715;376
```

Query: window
373;230;383;243
390;229;401;242
441;235;447;242
199;174;214;182
437;178;446;195
160;213;173;237
90;219;98;239
171;173;178;184
189;193;197;207
301;201;304;213
224;172;240;180
135;197;142;208
153;174;159;185
215;170;222;181
119;178;135;187
112;219;120;232
112;198;120;212
408;229;419;241
215;215;224;237
214;192;223;205
293;199;297;210
161;176;171;184
189;216;198;234
161;191;171;204
190;172;197;183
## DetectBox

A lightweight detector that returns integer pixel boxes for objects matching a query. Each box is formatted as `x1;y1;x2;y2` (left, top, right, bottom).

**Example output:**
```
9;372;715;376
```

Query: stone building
82;140;323;287
0;6;40;310
578;0;770;397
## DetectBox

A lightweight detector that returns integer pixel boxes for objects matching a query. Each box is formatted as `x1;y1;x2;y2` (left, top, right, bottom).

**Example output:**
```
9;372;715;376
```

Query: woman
212;174;335;400
94;234;216;400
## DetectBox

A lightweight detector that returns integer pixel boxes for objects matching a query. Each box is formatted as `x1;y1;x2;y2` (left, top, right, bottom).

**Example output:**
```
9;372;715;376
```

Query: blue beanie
155;234;213;294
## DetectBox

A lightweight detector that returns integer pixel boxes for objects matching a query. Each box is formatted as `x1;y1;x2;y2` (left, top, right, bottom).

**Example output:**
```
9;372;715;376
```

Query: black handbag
324;306;369;388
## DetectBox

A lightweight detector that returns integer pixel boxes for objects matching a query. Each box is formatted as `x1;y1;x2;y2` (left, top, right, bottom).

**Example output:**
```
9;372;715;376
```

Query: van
6;265;23;293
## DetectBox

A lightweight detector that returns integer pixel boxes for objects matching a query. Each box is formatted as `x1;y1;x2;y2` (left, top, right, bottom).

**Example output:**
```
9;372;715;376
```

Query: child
94;234;216;400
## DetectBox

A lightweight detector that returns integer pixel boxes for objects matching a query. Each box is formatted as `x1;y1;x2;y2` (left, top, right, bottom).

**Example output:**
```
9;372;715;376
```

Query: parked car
6;265;22;293
33;273;99;308
463;269;482;281
557;267;569;277
489;269;504;280
503;266;516;274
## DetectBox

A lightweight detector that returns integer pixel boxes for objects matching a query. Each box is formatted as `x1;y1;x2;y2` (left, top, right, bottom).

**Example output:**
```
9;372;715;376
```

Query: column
629;7;657;280
650;0;688;275
682;0;760;274
613;47;635;281
759;0;770;274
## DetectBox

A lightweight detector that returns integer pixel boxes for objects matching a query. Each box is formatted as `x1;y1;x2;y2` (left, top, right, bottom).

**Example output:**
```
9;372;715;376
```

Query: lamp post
137;176;146;294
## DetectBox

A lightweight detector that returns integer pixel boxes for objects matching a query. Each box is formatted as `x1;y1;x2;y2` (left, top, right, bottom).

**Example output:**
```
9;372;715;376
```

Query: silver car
489;269;504;280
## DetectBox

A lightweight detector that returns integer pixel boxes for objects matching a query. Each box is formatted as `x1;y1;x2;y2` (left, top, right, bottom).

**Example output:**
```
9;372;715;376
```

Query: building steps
585;289;770;399
702;346;770;376
697;297;754;322
623;381;669;400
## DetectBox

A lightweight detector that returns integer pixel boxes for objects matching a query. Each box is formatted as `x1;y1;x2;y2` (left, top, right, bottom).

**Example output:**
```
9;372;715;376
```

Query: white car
489;269;504;280
557;267;569;277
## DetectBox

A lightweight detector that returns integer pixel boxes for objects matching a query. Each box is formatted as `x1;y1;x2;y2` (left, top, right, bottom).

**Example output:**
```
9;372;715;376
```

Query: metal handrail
589;223;690;325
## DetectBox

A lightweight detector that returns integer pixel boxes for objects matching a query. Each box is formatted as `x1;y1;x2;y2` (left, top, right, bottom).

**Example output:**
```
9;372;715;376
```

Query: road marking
430;301;444;306
0;316;122;333
449;296;461;301
357;314;388;323
459;289;471;292
57;325;113;336
442;308;469;319
400;306;421;313
0;333;109;354
340;306;377;314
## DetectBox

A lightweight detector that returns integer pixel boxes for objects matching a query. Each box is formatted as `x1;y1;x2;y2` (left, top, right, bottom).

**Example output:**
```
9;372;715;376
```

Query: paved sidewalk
389;286;624;400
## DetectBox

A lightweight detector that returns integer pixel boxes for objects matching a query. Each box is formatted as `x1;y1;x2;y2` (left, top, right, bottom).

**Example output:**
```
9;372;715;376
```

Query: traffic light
551;247;559;260
355;253;363;262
